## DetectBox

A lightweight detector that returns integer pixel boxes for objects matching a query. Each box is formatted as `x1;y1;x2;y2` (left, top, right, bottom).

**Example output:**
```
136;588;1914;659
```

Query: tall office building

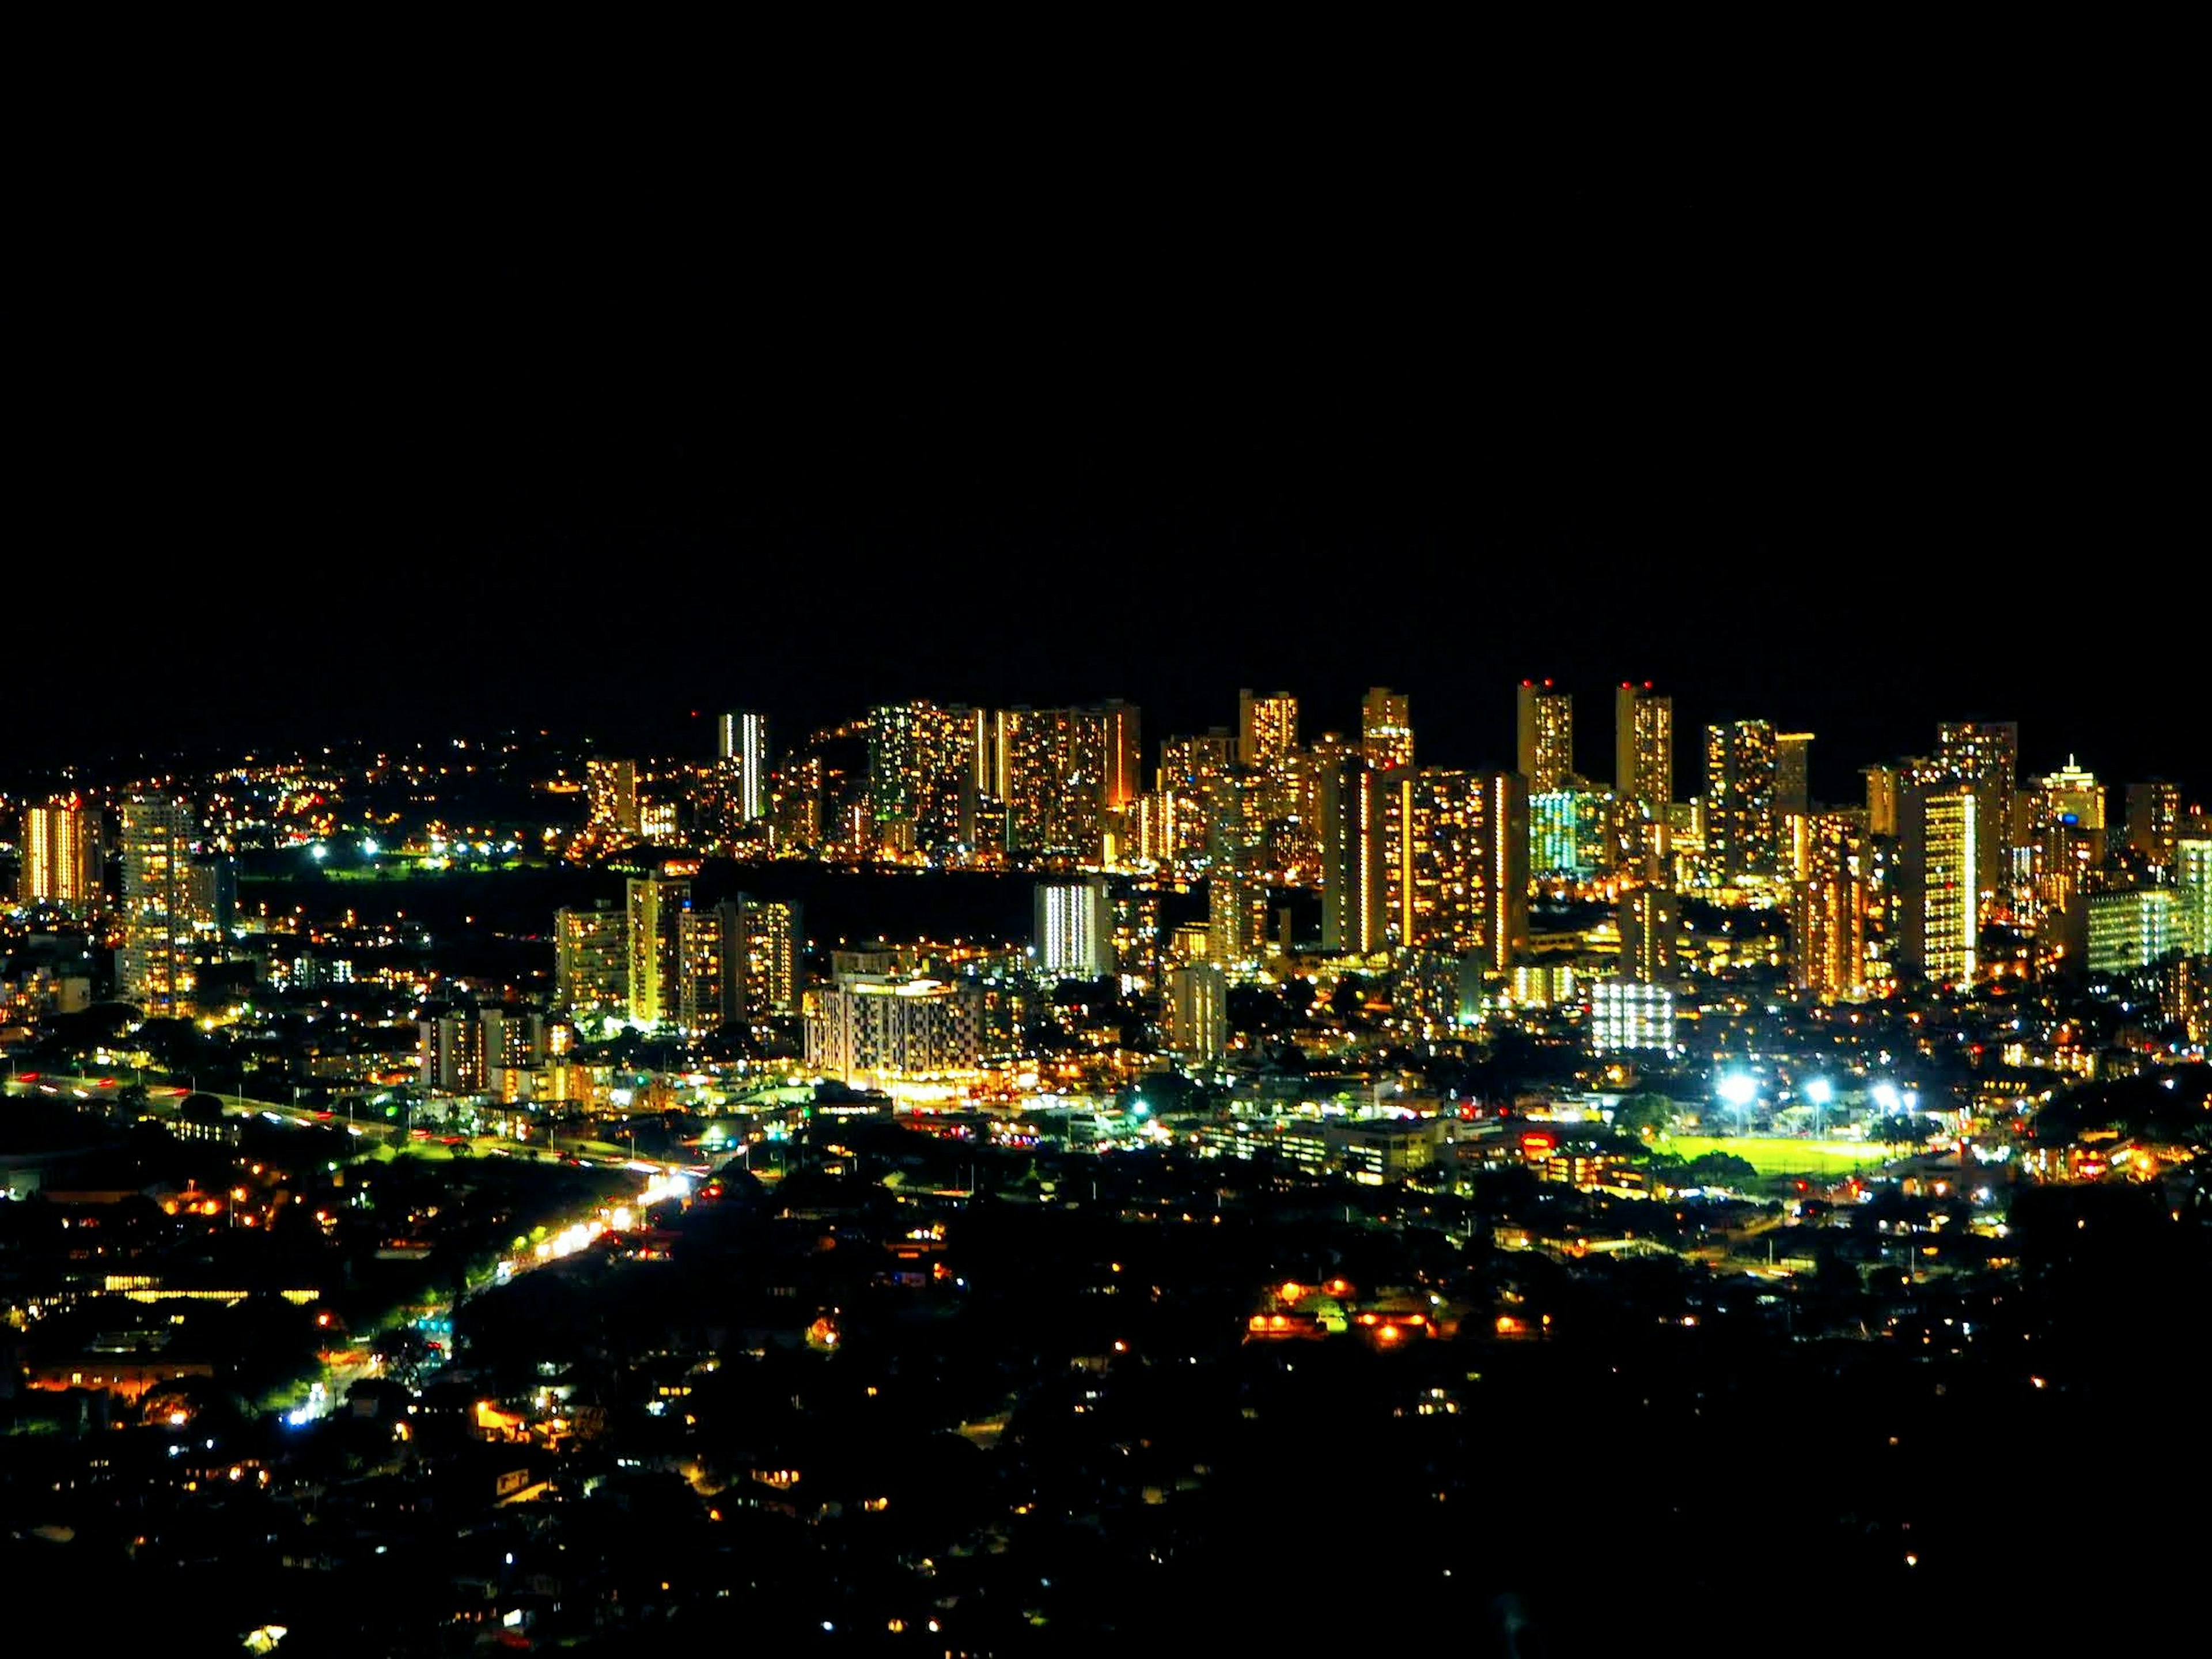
1516;681;1574;793
1775;733;1815;817
1207;870;1270;967
1896;781;1979;984
868;700;979;851
2022;756;2106;911
999;705;1118;863
118;796;209;1017
554;901;627;1020
1935;721;2018;900
1705;720;1781;881
624;872;691;1027
1792;816;1869;1001
671;895;801;1032
717;711;771;822
2124;781;2181;869
1615;683;1673;808
1384;769;1528;972
2177;834;2212;957
1237;689;1300;769
1361;687;1414;772
19;797;103;914
1529;788;1610;881
1035;876;1113;979
2072;888;2179;977
1164;963;1229;1063
1099;699;1143;812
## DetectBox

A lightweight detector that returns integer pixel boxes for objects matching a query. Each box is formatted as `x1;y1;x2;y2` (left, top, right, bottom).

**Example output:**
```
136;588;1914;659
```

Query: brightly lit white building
1035;876;1112;979
1589;978;1677;1056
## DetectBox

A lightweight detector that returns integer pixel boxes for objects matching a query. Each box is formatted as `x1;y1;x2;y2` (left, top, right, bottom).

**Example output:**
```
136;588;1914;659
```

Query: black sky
14;87;2202;804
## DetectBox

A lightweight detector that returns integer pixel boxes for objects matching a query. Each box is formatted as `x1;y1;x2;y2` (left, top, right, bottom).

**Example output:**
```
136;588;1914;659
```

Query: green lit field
1662;1135;1896;1177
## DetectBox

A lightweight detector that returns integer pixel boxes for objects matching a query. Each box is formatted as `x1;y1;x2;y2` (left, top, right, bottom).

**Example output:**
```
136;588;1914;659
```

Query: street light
1717;1073;1758;1134
1804;1078;1834;1140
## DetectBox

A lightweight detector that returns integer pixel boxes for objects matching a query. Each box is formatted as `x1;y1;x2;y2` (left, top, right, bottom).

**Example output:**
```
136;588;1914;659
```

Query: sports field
1662;1135;1896;1177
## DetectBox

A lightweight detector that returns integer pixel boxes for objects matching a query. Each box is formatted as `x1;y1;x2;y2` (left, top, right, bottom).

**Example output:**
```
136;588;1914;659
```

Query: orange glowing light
1278;1282;1305;1302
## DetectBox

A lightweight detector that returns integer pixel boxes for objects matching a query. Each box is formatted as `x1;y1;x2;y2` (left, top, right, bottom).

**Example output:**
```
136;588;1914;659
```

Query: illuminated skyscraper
1000;706;1116;863
1207;869;1270;968
554;900;627;1019
1529;788;1610;881
1156;728;1236;869
675;893;802;1031
118;796;209;1017
1165;963;1229;1063
19;797;102;914
1775;733;1814;817
1705;720;1780;881
2124;780;2180;869
1897;781;1979;984
625;872;691;1027
2074;887;2179;976
1615;683;1673;808
1385;769;1528;972
1361;686;1414;772
1936;721;2017;899
1516;681;1574;793
1099;699;1142;813
586;757;641;843
1791;815;1869;1001
2175;834;2212;956
1237;689;1300;770
1035;876;1113;979
2022;756;2106;912
717;711;771;822
771;757;825;853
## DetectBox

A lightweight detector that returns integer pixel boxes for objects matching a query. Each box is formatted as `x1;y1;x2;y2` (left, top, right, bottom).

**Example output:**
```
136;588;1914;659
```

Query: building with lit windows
998;705;1121;863
2073;887;2179;977
554;902;627;1019
624;872;690;1027
1705;719;1780;882
1935;721;2017;899
1615;683;1673;809
1238;689;1300;770
1589;979;1677;1055
718;711;771;823
1361;686;1413;772
1792;817;1869;1001
1383;769;1528;972
2124;781;2180;869
1207;870;1270;968
586;757;641;844
19;797;103;914
418;1006;547;1096
805;975;983;1089
1897;782;1979;984
118;796;210;1017
1617;887;1679;983
1165;963;1228;1063
1529;787;1609;881
1035;876;1113;979
1516;681;1574;794
2177;835;2212;956
1776;733;1814;817
2021;757;2106;914
674;895;802;1032
772;757;825;853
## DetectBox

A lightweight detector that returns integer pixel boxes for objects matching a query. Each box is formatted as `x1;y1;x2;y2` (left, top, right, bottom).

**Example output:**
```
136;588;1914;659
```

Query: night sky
18;131;2200;803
